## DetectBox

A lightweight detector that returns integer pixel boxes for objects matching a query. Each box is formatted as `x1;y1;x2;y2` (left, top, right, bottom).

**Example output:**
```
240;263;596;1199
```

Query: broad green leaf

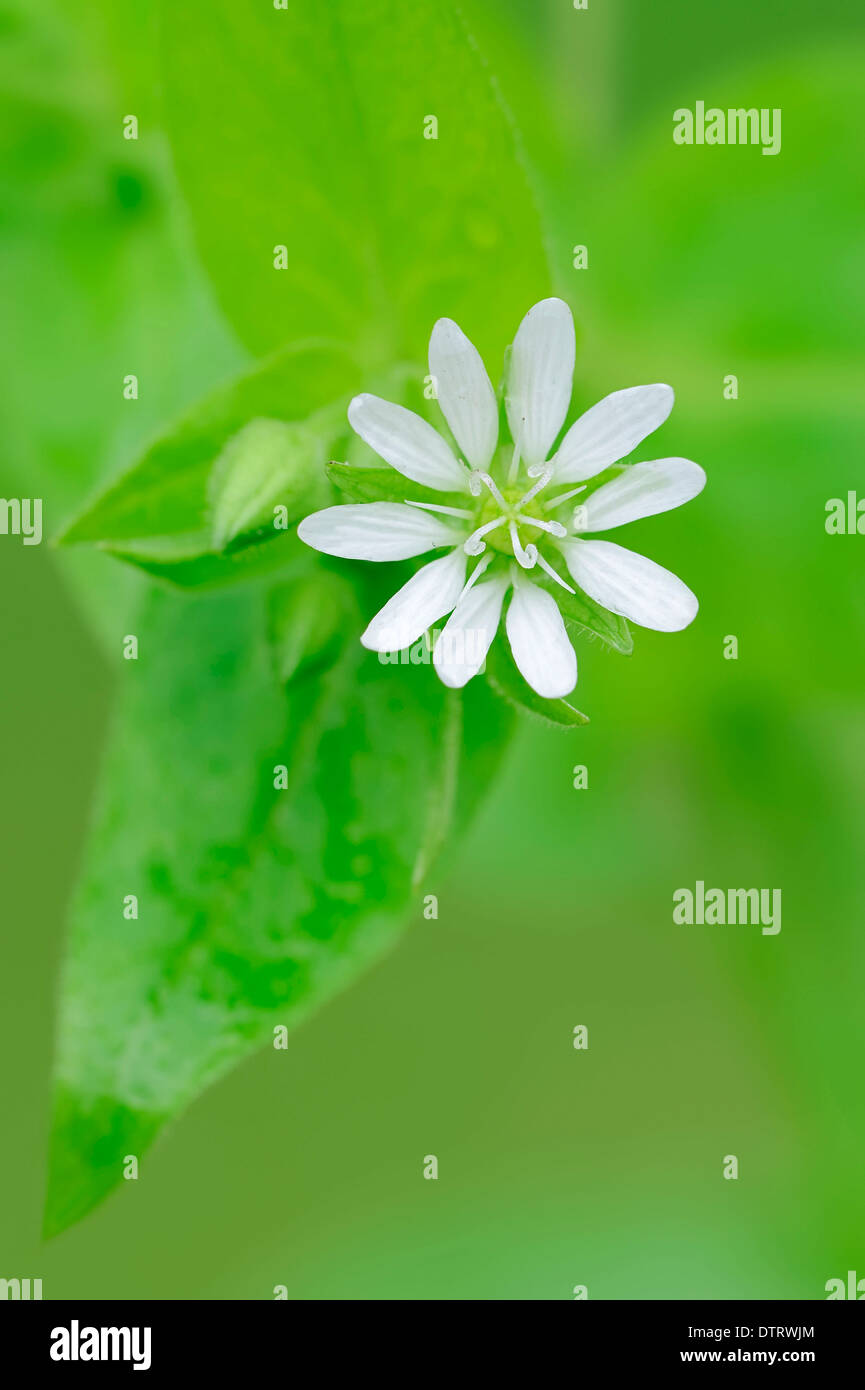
209;417;333;551
558;590;633;656
58;342;360;548
485;636;590;730
326;461;469;512
327;463;425;505
97;529;300;591
534;573;634;655
157;0;550;362
266;571;356;685
44;571;511;1235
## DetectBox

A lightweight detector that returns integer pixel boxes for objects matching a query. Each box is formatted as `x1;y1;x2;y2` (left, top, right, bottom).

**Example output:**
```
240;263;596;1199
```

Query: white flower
298;298;705;700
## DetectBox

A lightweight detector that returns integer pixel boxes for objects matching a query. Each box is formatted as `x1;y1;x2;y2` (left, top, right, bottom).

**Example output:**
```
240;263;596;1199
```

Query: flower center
476;486;529;546
464;469;566;563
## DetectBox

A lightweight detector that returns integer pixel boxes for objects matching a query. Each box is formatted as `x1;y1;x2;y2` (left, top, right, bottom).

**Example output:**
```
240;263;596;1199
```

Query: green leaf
209;416;332;551
266;571;356;685
44;572;511;1235
327;463;419;505
157;0;550;361
58;342;360;550
486;636;590;729
534;570;634;656
559;591;633;656
326;461;469;512
97;529;300;591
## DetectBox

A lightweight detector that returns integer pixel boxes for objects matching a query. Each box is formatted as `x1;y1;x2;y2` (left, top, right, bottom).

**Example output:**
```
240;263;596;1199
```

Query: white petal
298;503;460;561
505;298;575;467
551;384;674;483
560;538;698;631
433;576;508;689
505;580;577;699
361;550;466;652
428;318;498;470
348;393;470;493
579;457;706;532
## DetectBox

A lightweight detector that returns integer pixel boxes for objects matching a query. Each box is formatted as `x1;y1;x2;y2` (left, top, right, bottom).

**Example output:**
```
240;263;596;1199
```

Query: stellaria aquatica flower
298;298;705;699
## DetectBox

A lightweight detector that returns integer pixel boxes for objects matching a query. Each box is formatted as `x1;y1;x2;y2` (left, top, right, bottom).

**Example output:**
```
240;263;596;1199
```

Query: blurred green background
2;0;864;1297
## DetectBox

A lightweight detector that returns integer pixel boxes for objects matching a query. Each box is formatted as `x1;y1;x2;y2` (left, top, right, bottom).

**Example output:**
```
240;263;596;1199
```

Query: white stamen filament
515;514;567;538
544;485;587;511
404;499;474;519
458;553;493;600
470;471;508;509
507;435;523;486
509;520;537;569
534;550;576;593
464;515;506;556
515;469;552;510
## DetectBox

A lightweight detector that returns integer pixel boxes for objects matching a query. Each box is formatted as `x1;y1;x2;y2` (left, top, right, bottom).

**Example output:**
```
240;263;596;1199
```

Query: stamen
404;499;474;520
534;550;576;593
463;516;506;556
458;553;493;600
515;469;553;510
515;514;567;538
473;471;507;509
507;436;523;486
544;485;587;511
509;520;537;569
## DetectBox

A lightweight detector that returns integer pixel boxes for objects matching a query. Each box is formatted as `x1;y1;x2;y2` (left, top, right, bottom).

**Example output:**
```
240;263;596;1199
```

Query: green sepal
485;635;590;729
